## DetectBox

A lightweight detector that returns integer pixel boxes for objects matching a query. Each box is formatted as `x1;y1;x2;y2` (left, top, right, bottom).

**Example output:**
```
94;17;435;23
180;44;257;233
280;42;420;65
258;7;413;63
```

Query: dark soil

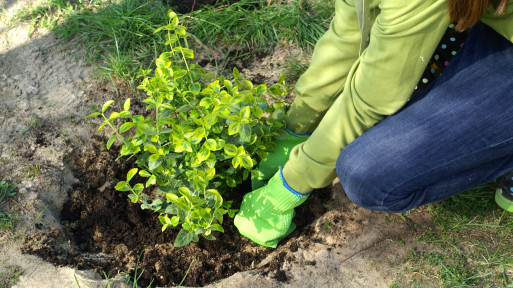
22;136;331;287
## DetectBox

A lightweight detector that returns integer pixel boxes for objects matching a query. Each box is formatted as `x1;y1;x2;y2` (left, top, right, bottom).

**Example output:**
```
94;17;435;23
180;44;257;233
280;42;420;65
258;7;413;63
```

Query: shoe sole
495;188;513;212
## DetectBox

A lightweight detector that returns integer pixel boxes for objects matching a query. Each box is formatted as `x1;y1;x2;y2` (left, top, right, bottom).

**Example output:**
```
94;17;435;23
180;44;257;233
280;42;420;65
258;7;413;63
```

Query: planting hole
22;137;331;287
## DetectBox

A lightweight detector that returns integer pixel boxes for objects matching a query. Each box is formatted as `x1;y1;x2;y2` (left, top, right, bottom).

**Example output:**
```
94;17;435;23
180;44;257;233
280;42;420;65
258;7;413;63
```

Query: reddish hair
449;0;509;31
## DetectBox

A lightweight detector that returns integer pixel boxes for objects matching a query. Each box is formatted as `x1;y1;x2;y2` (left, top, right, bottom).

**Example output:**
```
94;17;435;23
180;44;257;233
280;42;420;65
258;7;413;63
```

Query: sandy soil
0;1;439;287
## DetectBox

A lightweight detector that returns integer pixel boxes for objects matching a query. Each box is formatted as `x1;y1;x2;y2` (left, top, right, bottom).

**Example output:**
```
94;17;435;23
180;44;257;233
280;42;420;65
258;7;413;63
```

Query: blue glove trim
279;167;311;198
286;128;312;137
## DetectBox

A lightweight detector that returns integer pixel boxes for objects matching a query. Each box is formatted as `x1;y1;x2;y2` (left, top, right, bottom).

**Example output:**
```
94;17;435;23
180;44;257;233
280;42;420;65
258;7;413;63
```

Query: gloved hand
234;167;310;248
252;129;311;190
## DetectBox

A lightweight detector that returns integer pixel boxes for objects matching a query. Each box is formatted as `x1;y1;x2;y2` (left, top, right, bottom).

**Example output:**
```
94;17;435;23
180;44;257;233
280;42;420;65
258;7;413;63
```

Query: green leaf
206;168;215;180
176;105;192;113
228;122;240;135
128;194;139;203
224;144;237;156
102;100;114;113
226;177;237;187
127;168;138;182
168;9;177;20
86;112;101;119
271;109;286;121
199;97;213;107
228;209;238;218
139;170;151;177
119;111;131;118
204;139;217;151
240;106;251;120
133;183;144;193
166;193;179;202
232;156;241;168
241;154;253;169
124;98;131;111
243;80;253;90
269;85;284;95
115;181;130;191
149;154;160;162
198;148;211;162
175;141;192;153
170;216;180;226
109;112;120;120
106;135;117;150
209;223;224;233
190;83;201;95
203;233;216;240
148;158;163;170
252;106;264;119
175;229;197;247
145;144;158;154
145;175;156;187
239;124;251;142
119;122;134;133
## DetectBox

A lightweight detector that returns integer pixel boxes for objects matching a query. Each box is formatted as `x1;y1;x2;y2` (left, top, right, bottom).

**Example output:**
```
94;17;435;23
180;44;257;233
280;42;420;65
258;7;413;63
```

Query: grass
55;0;170;90
11;0;79;36
183;0;333;52
6;0;332;90
0;265;24;288
21;164;42;179
392;181;513;287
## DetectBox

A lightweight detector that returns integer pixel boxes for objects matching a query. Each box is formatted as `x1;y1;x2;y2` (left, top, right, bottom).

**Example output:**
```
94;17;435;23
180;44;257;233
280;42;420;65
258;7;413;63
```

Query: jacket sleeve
285;0;452;191
286;0;378;134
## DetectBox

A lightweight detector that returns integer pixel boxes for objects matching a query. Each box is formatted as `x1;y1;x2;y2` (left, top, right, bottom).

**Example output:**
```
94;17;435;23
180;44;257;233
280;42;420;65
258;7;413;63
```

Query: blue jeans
336;22;513;213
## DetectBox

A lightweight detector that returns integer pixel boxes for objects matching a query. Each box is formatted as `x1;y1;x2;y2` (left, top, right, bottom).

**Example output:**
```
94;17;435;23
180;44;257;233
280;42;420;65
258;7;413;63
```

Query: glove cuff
269;167;310;212
286;128;312;138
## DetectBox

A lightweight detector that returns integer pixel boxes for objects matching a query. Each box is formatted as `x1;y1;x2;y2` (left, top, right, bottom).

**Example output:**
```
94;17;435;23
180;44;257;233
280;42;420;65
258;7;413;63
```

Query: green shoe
496;172;513;212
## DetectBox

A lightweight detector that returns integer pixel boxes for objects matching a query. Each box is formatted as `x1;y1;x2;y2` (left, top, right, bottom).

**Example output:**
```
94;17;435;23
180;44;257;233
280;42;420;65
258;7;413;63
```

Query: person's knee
336;149;416;213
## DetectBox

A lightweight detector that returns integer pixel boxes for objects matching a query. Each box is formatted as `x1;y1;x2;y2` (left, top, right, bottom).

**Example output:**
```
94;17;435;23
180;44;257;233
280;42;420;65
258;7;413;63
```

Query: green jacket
283;0;513;193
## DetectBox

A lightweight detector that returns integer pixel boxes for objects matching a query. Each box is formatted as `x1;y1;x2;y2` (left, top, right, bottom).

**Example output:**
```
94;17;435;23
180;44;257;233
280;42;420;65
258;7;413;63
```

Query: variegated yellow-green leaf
206;168;215;180
115;181;130;191
102;100;114;113
197;148;210;162
109;112;120;120
241;154;253;169
119;122;134;133
146;175;156;187
149;154;160;162
232;156;241;168
86;112;101;119
204;139;217;151
127;168;138;182
166;193;179;202
133;183;144;193
145;144;158;154
243;80;253;90
139;170;151;177
106;135;117;150
228;122;240;135
224;144;237;156
124;98;131;111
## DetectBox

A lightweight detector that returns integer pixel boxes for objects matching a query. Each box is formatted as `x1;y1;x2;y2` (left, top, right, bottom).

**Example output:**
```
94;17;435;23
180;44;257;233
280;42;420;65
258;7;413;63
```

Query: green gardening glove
252;128;311;190
234;167;310;248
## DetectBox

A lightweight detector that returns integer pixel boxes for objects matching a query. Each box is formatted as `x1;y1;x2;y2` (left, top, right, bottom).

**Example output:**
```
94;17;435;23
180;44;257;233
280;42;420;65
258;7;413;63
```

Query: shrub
87;10;290;246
